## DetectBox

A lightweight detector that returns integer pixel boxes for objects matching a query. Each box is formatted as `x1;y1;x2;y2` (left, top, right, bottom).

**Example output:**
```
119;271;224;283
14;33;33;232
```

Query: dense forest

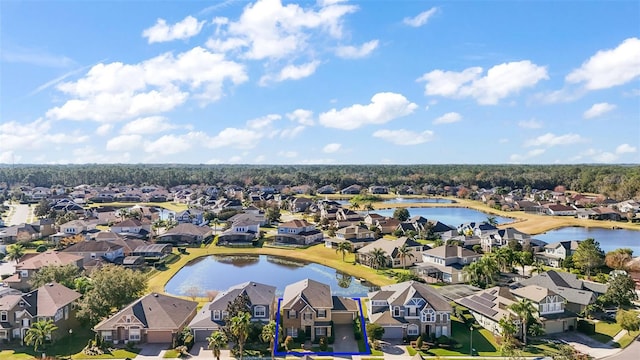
0;164;638;199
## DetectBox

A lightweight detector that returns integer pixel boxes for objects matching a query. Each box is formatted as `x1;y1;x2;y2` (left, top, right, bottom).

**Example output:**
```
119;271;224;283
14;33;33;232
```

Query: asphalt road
604;336;640;360
7;203;30;226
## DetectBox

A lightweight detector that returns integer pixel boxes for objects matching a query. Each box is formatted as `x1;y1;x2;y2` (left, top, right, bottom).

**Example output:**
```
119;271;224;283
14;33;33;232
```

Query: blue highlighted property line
273;297;371;356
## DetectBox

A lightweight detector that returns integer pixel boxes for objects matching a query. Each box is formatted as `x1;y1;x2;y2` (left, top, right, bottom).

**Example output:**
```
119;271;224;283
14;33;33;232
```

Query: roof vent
153;293;159;297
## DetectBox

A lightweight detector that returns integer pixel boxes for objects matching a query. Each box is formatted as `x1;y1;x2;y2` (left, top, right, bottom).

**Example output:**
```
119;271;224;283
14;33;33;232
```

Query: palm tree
530;260;546;276
515;251;533;277
260;321;278;360
498;316;518;344
336;242;353;262
212;218;221;234
207;331;228;360
6;244;25;263
369;248;388;270
24;319;58;352
493;247;515;272
487;216;498;226
397;243;415;270
350;201;361;211
230;312;251;360
509;298;536;346
363;202;374;214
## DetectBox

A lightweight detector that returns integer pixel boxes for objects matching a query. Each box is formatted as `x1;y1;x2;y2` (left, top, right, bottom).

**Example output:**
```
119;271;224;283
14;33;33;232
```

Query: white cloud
373;129;434;145
142;16;206;43
279;125;306;139
120;116;179;134
319;92;418;130
278;150;298;158
403;7;438;27
566;37;640;90
48;47;247;122
106;135;143;151
0;118;89;151
247;114;281;129
518;119;543;129
509;148;546;162
335;40;379;59
0;151;20;163
418;60;548;105
1;46;74;68
322;143;342;153
524;133;586;147
300;158;336;164
259;60;321;85
593;152;618;163
286;109;314;125
207;0;358;60
433;112;461;125
583;102;616;119
616;143;637;154
144;134;193;155
228;155;243;163
206;128;263;149
96;124;113;136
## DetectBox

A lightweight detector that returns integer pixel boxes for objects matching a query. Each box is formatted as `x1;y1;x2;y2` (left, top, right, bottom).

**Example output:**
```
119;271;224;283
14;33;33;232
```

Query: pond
532;227;640;255
373;207;512;227
165;254;377;298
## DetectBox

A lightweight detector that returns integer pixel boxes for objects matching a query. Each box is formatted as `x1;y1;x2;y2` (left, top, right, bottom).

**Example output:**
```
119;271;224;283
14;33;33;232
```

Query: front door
305;326;311;338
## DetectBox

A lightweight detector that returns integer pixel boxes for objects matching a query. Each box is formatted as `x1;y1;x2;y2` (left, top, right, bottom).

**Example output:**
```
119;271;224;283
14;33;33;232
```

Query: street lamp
67;329;73;359
469;326;473;356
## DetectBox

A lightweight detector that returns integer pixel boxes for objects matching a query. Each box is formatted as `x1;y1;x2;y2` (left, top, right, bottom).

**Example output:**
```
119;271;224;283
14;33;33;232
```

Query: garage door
146;330;173;343
194;329;213;343
332;311;355;324
382;326;403;339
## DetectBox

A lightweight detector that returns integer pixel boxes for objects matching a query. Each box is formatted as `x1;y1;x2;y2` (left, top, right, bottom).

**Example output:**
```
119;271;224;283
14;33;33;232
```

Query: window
286;328;298;337
102;331;112;341
0;312;6;322
318;309;326;318
371;300;387;307
422;308;435;322
393;306;401;317
407;324;419;336
316;327;327;336
20;271;29;278
64;306;69;320
129;327;140;341
222;311;229;319
54;309;63;322
22;319;30;327
303;311;313;320
441;326;448;336
288;310;297;319
253;306;266;318
0;330;7;339
213;311;221;320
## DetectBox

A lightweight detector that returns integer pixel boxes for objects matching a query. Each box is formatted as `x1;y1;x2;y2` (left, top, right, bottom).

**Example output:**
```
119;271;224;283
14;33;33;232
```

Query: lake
165;254;377;297
532;227;640;254
382;198;454;204
373;207;513;227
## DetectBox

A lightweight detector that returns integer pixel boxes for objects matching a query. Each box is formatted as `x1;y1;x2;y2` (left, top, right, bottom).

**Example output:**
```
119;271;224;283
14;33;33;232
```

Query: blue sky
1;0;639;165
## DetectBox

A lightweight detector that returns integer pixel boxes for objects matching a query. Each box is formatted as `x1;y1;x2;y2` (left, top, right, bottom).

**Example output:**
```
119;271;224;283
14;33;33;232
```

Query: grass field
85;201;188;212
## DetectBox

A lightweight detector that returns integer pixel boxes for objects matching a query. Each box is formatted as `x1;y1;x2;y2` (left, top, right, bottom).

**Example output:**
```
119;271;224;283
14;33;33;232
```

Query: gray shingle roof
282;279;332;309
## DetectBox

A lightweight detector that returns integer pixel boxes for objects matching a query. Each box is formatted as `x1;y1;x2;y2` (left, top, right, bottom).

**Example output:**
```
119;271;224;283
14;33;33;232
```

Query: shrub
415;336;423;349
319;336;328;351
577;319;595;335
437;335;449;344
36;244;48;252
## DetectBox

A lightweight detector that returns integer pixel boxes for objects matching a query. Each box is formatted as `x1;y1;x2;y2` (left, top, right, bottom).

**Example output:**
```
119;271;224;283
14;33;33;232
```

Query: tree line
1;164;639;200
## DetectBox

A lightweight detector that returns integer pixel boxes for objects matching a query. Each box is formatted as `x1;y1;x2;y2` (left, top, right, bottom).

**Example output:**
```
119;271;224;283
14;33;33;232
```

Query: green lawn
163;349;180;358
0;350;34;360
617;330;640;348
588;320;623;345
71;348;141;359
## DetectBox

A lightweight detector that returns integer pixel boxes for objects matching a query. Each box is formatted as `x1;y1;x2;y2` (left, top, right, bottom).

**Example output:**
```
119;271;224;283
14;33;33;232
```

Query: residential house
545;204;577;216
290;197;314;213
457;222;498;237
591;207;622;221
227;212;267;227
275;220;323;246
281;279;359;341
340;185;362;195
94;293;197;344
368;186;389;194
62;240;124;263
617;200;640;214
216;219;260;246
5;251;83;291
367;281;452;340
510;285;577;334
175;209;205;225
479;227;536;253
336;208;362;222
156;223;213;245
60;219;97;236
456;286;521;337
189;282;276;342
373;217;402;235
131;244;173;260
356;237;425;269
317;185;336;194
0;224;39;244
0;283;81;343
535;241;581;268
511;271;606;314
110;219;151;239
325;225;375;250
414;245;482;284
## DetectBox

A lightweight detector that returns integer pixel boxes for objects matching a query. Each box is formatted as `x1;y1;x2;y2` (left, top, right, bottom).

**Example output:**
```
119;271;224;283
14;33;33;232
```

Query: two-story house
189;282;276;342
94;293;197;344
325;225;376;250
60;219;97;236
457;286;521;337
367;281;452;340
510;285;577;334
281;279;358;342
289;197;314;213
356;237;425;268
5;252;83;291
414;245;482;284
479;227;533;253
175;209;205;225
0;283;81;343
216;219;260;246
535;241;581;267
275;220;323;246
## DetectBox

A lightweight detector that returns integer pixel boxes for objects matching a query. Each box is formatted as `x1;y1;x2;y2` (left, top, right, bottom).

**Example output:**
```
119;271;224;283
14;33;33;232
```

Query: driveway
332;324;359;353
547;332;622;359
5;203;29;226
135;343;168;359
